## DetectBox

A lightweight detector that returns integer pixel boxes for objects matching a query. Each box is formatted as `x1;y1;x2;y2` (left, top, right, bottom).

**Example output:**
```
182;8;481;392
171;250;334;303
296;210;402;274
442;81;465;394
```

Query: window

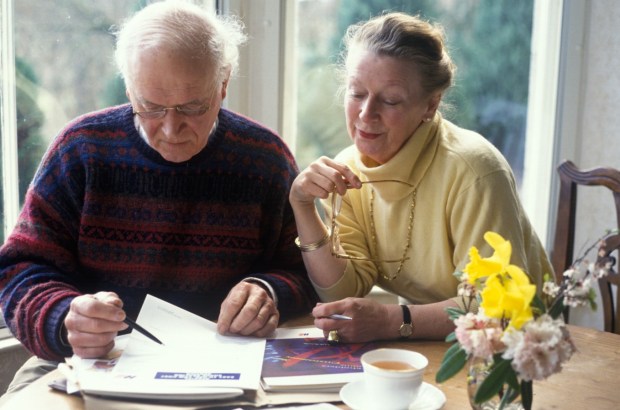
1;0;141;241
288;0;562;246
293;0;533;183
0;0;215;242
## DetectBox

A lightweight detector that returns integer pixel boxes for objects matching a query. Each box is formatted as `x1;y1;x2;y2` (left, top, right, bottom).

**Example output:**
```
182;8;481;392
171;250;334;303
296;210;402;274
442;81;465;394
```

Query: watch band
401;304;412;324
399;304;413;338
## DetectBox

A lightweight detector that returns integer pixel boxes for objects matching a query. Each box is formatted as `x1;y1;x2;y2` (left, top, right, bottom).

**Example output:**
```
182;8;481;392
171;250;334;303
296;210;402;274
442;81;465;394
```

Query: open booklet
68;294;265;402
261;327;378;393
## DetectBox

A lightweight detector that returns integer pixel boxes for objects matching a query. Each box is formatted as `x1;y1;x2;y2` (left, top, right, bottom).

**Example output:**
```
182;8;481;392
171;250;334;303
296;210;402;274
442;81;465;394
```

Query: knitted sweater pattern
0;104;317;360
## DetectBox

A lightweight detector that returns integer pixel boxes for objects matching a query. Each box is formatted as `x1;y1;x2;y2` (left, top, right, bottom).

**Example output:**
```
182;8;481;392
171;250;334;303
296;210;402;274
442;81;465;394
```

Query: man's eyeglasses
133;102;211;120
330;179;414;263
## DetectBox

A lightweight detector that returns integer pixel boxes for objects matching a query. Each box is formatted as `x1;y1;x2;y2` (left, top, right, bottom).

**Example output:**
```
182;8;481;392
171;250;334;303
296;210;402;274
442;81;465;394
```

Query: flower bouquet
435;231;614;410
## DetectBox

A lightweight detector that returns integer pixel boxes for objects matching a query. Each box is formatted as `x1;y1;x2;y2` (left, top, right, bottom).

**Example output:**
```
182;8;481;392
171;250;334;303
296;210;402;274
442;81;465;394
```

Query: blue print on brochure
262;338;378;378
155;372;241;380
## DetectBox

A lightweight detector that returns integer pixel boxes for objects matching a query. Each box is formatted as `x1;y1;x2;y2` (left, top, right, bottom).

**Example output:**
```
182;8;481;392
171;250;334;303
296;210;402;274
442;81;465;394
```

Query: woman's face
344;48;440;165
127;48;227;163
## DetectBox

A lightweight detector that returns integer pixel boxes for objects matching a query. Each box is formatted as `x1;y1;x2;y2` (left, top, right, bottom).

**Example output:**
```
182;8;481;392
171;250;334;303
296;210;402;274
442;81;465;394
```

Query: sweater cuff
44;298;73;358
242;277;278;307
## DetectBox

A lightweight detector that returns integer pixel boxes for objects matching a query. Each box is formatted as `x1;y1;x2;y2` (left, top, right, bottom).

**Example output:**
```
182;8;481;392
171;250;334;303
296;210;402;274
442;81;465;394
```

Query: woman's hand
289;156;362;207
288;157;359;288
312;297;398;343
64;291;128;359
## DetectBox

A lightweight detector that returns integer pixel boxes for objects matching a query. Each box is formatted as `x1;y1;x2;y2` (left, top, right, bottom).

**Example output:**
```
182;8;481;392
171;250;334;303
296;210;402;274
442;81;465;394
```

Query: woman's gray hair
341;12;456;97
114;0;246;89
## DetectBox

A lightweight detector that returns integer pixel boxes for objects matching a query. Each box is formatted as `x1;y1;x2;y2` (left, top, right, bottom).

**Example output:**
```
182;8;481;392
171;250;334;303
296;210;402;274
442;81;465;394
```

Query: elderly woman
0;1;316;400
289;12;551;343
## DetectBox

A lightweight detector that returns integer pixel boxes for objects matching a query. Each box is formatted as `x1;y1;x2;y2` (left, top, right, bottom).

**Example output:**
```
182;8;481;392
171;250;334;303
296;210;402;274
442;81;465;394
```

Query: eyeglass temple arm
347;179;414;187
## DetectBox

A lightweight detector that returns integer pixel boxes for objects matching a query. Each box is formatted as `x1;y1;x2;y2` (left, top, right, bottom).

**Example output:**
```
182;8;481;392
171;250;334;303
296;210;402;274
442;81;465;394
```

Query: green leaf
440;342;464;365
445;331;457;343
548;296;566;319
588;288;598;311
435;344;467;383
521;380;533;410
530;293;546;313
474;359;513;403
445;306;466;320
505;366;519;390
499;385;520;409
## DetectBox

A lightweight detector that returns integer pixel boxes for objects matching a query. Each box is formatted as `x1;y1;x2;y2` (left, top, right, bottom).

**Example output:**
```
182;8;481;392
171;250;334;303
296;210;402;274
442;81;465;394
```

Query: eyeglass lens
329;179;413;262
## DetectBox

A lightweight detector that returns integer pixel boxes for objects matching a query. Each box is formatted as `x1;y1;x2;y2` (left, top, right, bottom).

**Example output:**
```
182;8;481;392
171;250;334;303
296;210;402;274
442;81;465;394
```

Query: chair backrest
596;234;620;334
550;159;620;328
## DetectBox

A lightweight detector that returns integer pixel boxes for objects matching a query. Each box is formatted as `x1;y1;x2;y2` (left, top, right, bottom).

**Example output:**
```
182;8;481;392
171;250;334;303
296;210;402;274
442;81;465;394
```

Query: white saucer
339;380;446;410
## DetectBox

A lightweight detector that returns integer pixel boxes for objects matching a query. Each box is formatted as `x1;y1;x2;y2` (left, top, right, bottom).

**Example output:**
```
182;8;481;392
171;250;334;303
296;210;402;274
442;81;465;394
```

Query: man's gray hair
114;0;246;89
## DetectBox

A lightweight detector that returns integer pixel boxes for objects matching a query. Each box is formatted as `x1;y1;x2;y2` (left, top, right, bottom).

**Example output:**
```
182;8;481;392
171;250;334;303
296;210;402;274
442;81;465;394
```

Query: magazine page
261;327;378;392
74;295;264;401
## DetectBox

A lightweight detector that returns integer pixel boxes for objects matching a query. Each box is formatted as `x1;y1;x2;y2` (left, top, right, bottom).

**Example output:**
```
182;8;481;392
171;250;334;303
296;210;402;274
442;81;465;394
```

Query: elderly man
0;0;316;399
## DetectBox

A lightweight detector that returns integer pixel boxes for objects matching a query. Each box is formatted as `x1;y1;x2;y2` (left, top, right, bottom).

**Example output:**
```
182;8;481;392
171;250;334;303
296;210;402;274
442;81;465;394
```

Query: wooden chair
595;234;620;334
550;159;620;328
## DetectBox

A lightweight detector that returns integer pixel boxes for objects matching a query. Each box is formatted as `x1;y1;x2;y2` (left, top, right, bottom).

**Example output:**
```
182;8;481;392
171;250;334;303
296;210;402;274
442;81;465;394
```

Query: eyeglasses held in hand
330;179;414;263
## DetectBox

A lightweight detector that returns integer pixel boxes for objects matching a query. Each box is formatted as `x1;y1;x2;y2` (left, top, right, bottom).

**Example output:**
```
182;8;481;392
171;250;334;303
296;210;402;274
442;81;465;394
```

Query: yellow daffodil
480;265;536;329
464;231;513;283
463;231;536;329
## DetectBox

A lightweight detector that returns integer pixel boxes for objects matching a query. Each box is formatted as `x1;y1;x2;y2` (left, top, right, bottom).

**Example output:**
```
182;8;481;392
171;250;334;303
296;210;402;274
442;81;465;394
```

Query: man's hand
217;281;279;338
64;291;128;358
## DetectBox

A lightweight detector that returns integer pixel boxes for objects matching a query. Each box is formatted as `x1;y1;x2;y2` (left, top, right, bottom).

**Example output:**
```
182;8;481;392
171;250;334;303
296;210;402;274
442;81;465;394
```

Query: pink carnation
454;312;503;359
502;315;576;381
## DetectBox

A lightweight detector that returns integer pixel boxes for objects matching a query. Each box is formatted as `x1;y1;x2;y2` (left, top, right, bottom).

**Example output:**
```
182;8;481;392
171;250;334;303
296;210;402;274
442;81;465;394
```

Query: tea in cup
360;348;428;410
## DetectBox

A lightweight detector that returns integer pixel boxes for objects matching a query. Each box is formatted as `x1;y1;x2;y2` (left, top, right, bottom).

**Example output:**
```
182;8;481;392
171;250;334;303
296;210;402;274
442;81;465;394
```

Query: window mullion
522;0;564;248
1;0;20;239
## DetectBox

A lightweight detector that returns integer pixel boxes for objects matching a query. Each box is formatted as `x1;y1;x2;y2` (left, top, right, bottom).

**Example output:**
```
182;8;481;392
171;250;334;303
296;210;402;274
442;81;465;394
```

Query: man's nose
160;109;184;135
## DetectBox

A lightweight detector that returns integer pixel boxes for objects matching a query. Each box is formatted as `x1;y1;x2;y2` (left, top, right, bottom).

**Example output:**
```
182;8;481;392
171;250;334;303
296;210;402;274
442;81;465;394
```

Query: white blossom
501;315;576;381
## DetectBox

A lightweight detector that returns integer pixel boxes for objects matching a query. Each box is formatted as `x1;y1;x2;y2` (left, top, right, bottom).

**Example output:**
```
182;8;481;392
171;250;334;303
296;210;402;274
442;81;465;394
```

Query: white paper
75;294;265;401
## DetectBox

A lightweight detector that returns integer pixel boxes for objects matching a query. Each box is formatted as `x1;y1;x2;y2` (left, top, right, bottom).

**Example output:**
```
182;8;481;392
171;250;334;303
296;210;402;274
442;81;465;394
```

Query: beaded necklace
369;188;416;281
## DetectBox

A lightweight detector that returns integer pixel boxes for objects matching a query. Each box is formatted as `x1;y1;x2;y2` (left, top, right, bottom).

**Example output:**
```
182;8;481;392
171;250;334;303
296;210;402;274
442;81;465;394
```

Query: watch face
399;323;413;337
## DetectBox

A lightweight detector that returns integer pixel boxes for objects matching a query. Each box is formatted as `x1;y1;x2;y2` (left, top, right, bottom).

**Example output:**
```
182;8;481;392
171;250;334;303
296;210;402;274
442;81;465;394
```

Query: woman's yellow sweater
313;113;552;311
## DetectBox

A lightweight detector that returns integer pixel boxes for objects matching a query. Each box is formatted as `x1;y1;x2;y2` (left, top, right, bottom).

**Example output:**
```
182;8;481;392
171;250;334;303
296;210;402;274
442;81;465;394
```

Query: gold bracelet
295;229;330;252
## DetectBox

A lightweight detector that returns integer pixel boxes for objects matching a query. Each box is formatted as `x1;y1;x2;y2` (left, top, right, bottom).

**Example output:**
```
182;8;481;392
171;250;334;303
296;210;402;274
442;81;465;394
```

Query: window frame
522;0;566;248
223;0;295;149
1;0;20;240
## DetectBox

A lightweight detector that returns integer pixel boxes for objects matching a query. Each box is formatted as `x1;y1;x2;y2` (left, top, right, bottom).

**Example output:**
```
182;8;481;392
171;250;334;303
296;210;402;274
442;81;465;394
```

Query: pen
319;314;353;321
124;317;164;345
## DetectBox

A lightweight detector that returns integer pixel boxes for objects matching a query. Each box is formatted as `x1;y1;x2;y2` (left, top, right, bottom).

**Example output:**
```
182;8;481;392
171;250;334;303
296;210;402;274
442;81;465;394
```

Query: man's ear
220;68;232;100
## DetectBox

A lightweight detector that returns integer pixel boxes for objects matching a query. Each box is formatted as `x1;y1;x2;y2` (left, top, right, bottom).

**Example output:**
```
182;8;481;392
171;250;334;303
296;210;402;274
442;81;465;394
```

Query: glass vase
467;357;524;410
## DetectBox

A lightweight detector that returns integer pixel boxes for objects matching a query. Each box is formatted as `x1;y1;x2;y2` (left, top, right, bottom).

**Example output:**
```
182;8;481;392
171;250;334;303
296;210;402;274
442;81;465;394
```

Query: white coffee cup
360;348;428;410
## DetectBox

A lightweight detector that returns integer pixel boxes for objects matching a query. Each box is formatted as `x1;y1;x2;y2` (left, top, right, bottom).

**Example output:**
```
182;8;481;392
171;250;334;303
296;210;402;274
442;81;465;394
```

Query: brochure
261;327;378;392
71;294;265;402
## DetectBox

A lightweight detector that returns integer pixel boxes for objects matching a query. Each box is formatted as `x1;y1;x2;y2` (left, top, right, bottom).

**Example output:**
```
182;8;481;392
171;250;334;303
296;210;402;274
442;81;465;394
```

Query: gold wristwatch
398;304;413;338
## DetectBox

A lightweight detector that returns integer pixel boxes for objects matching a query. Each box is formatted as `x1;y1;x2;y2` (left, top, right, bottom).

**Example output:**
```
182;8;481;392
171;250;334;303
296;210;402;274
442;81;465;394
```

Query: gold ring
327;330;340;343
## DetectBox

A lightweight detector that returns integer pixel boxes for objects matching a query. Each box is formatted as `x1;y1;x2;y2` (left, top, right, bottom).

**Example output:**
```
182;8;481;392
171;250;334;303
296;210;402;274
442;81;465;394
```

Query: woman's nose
359;97;378;121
